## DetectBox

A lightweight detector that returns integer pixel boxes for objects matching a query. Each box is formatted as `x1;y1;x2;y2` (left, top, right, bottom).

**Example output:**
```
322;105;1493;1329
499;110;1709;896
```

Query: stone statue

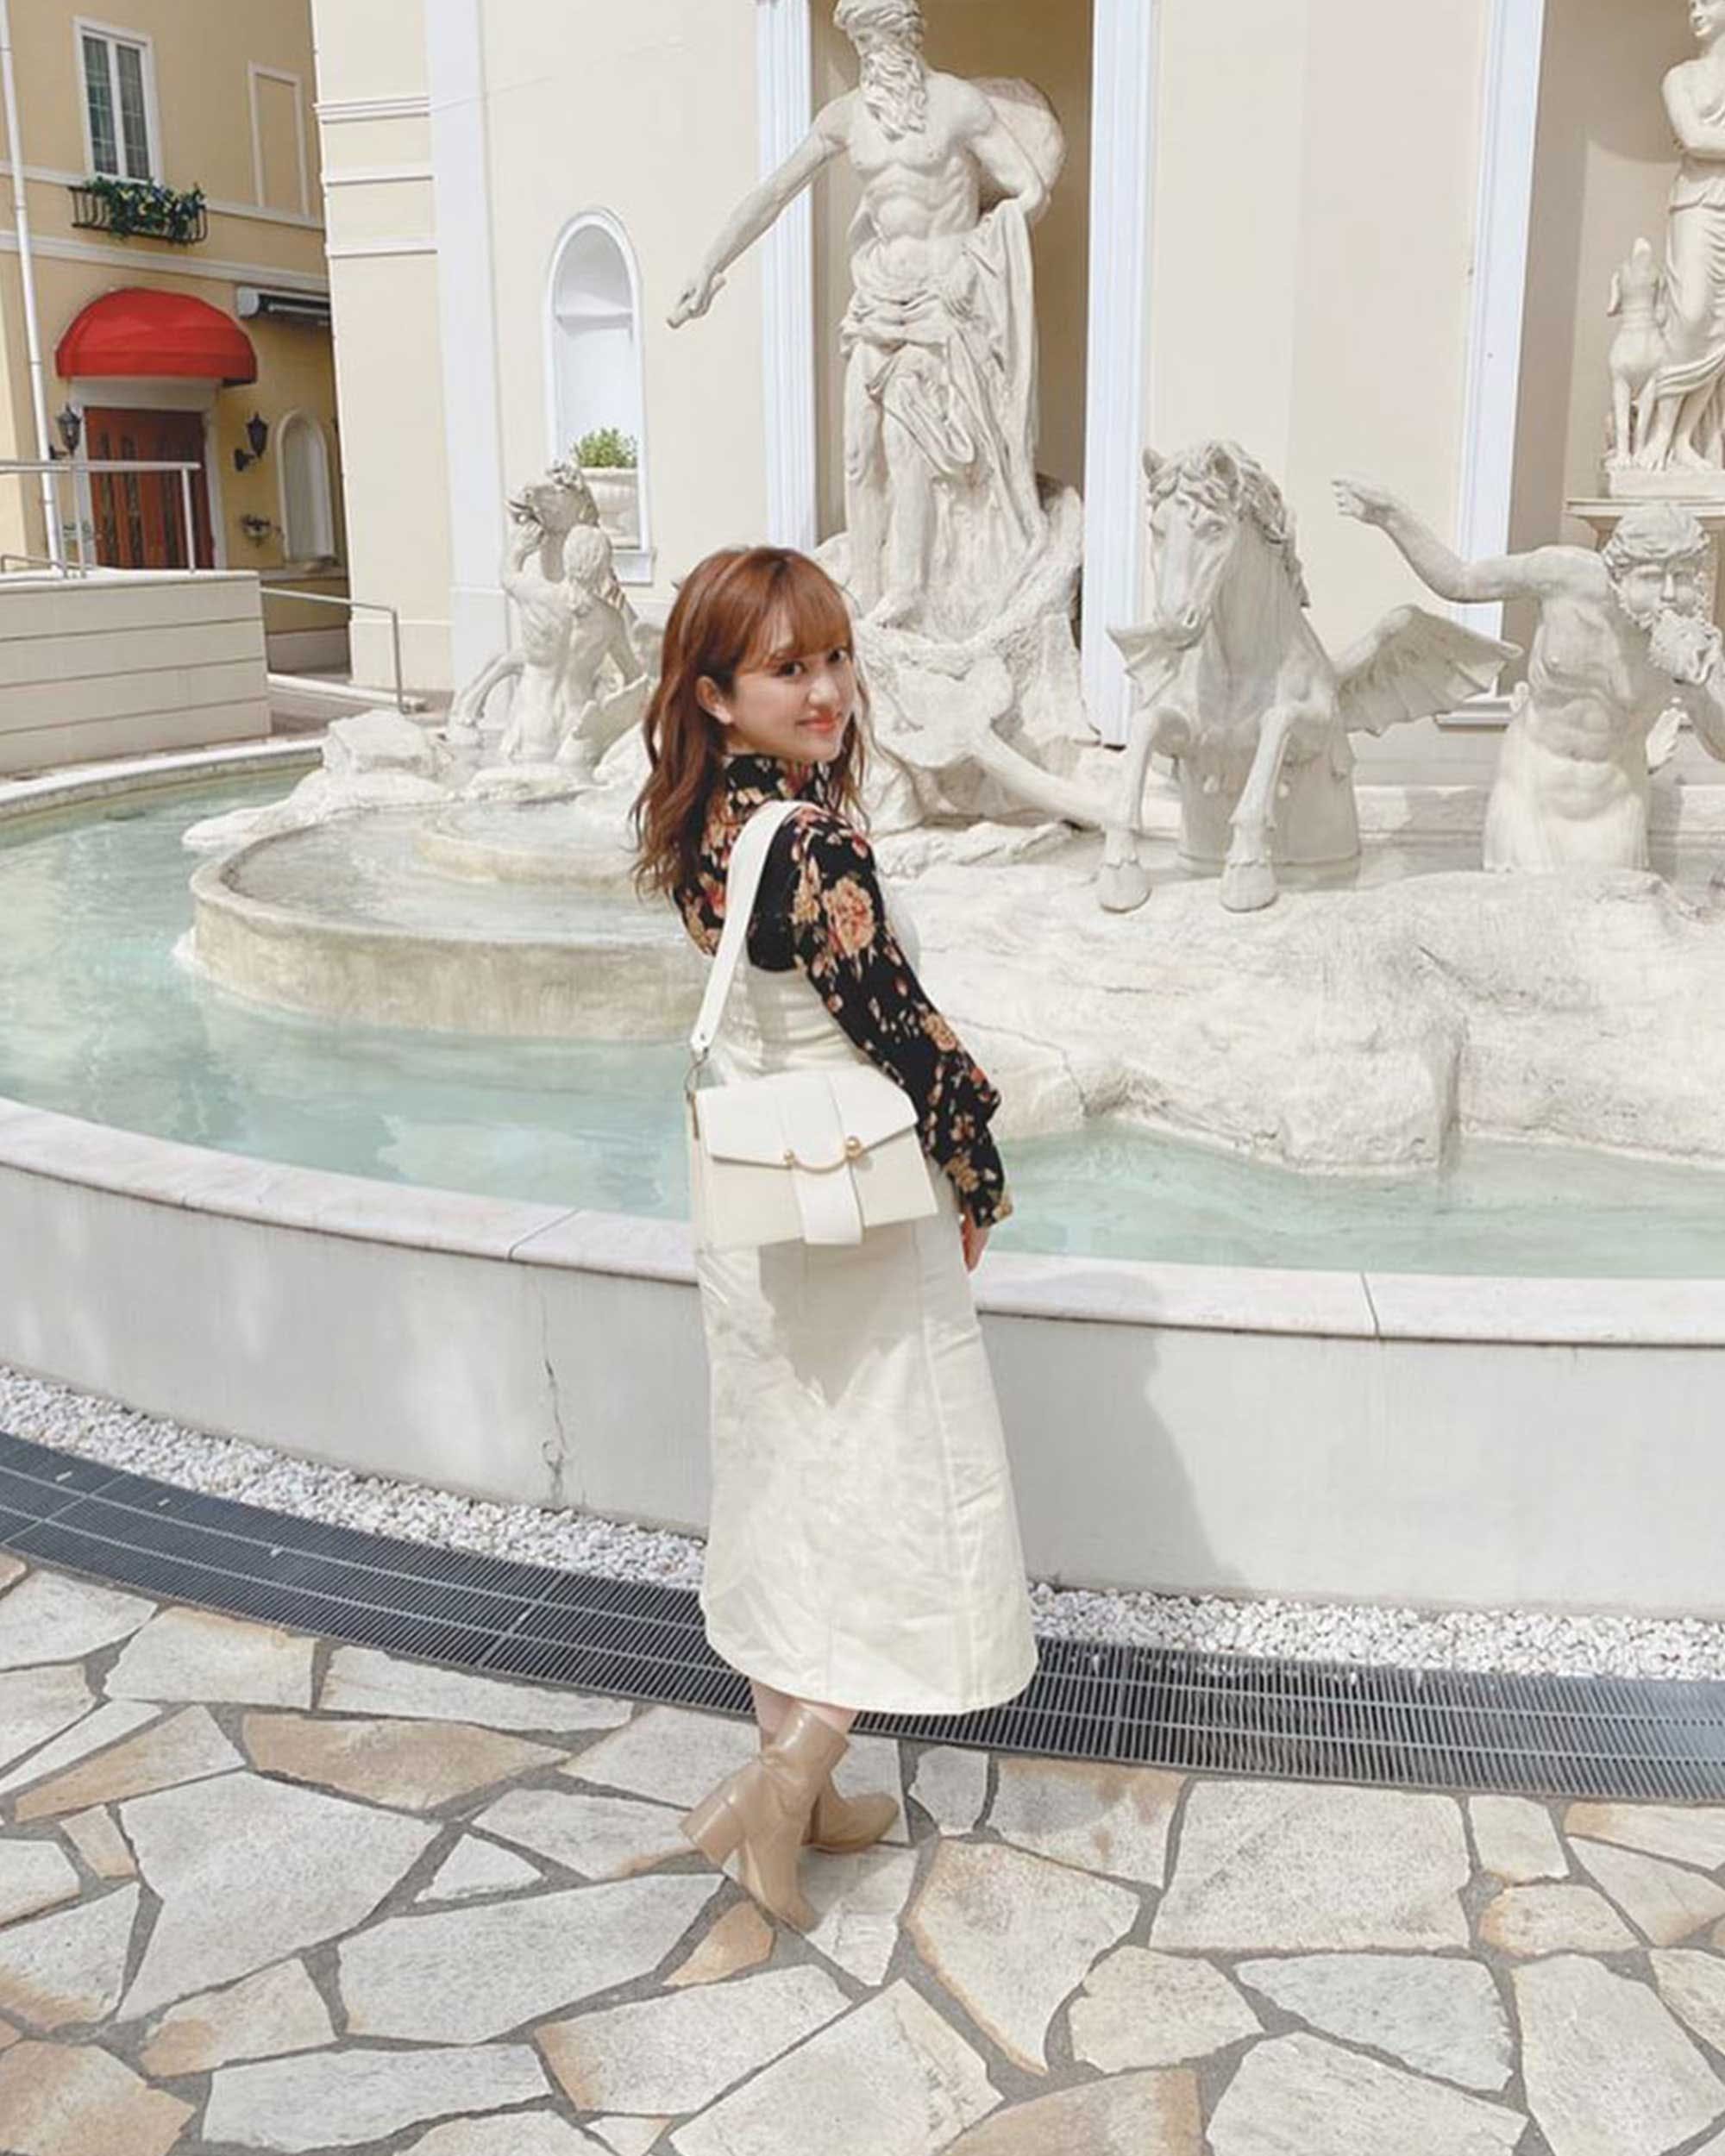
1606;0;1725;484
668;0;1063;645
448;461;648;755
1607;239;1669;470
1336;483;1725;869
496;522;643;774
1099;445;1515;915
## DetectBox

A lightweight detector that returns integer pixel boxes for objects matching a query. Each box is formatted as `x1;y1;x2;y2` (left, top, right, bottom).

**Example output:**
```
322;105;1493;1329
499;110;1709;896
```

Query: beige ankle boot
751;1721;898;1854
802;1774;900;1853
681;1703;848;1929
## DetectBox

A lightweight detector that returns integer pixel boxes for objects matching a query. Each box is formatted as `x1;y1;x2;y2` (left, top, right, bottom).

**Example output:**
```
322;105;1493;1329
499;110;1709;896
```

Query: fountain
5;1;1725;1620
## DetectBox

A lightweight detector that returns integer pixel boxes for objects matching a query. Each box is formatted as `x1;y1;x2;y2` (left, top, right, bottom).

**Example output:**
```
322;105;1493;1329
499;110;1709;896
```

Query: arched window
547;211;649;573
278;411;336;562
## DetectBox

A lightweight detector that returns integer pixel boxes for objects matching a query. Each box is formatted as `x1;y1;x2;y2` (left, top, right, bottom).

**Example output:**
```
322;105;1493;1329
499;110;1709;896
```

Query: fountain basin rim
0;736;319;820
0;1092;1722;1348
4;746;1725;1346
188;827;668;956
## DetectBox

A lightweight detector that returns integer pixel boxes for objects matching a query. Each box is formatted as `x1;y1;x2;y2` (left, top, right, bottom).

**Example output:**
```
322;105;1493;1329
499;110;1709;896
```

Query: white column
426;0;508;690
1454;0;1548;639
1082;0;1158;746
756;0;818;551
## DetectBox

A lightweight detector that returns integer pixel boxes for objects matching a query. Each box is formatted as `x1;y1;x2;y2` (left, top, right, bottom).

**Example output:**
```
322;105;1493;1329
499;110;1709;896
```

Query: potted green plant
73;177;207;244
574;428;640;546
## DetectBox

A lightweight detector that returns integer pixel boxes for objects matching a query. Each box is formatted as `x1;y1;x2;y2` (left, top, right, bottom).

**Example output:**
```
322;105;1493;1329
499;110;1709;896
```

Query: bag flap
699;1069;918;1168
827;1065;920;1149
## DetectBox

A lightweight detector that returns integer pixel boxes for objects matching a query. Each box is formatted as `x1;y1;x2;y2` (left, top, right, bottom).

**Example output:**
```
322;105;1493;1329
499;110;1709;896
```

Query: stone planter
580;467;641;547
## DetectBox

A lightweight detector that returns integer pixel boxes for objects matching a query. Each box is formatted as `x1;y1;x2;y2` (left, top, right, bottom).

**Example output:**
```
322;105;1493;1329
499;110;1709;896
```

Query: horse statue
1097;442;1517;913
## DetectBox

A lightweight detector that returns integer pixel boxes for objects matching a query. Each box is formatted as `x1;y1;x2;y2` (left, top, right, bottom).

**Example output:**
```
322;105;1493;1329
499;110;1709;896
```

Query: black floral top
675;751;1013;1231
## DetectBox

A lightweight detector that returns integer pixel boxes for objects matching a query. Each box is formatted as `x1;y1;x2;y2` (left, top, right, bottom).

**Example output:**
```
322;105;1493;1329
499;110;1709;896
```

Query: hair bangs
743;556;856;674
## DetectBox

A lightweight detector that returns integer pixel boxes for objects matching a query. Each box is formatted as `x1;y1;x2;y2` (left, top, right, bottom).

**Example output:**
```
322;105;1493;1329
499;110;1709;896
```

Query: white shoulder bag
685;798;940;1252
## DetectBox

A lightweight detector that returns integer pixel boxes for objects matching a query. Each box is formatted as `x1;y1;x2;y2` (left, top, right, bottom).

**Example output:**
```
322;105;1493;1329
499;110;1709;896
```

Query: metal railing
259;585;407;714
3;457;412;715
0;455;199;573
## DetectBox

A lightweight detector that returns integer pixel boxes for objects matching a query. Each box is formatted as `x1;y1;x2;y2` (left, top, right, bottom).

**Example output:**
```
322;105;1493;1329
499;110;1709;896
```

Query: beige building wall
310;0;446;688
482;1;769;594
0;0;345;658
311;0;769;687
810;0;1094;540
1510;0;1690;555
1147;0;1493;656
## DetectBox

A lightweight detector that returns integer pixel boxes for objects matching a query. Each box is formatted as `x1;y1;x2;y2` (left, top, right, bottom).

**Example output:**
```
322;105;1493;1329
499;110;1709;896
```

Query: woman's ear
695;674;730;725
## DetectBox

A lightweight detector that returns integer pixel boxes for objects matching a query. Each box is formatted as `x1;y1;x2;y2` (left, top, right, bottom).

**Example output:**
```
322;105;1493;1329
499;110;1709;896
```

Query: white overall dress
693;874;1038;1717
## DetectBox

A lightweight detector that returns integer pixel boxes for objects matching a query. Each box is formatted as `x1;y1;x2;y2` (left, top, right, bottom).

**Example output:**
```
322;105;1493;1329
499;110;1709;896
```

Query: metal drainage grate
4;1427;1725;1802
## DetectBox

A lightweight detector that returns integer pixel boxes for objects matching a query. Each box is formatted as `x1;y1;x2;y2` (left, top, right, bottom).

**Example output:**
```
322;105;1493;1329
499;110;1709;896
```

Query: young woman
631;545;1038;1930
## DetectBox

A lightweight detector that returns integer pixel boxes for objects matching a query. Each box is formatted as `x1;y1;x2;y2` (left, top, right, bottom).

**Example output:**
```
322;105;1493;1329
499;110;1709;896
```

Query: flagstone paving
6;1557;1725;2152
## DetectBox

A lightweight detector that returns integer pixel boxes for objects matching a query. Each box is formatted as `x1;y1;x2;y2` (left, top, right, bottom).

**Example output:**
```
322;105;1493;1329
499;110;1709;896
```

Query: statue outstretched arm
668;103;847;328
1333;479;1569;605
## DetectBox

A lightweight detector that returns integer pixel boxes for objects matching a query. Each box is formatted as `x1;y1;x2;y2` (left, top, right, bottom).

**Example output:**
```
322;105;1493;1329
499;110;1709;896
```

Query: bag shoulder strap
688;797;807;1061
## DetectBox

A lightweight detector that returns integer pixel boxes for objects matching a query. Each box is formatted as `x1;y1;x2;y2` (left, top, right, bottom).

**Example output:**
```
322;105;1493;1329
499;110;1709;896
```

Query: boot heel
681;1785;746;1865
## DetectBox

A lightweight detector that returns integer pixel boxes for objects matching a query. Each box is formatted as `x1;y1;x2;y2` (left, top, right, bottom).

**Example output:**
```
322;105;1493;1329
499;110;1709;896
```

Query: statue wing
1109;623;1184;702
975;77;1067;203
1333;605;1519;736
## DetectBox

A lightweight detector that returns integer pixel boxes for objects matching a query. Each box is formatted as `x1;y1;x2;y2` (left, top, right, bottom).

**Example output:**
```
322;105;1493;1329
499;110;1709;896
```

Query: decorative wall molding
321;166;434;188
425;0;507;687
756;0;817;551
1082;0;1158;746
247;62;310;220
1455;0;1548;639
11;161;323;230
0;227;329;291
314;95;431;125
323;238;436;261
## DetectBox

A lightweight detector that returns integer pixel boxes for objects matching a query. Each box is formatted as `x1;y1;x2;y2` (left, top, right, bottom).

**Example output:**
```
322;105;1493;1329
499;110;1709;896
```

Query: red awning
55;289;258;385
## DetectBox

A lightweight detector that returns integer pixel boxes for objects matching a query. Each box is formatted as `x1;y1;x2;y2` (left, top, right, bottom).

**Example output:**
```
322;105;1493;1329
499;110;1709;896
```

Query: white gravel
3;1361;1723;1683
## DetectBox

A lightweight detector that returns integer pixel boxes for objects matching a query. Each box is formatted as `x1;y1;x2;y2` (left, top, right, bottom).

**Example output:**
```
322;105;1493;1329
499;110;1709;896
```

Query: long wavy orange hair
630;547;870;905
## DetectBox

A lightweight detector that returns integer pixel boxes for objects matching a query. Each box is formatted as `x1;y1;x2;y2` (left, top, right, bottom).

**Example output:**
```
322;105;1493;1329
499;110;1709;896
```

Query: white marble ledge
0;739;318;818
7;1100;1725;1347
977;1249;1379;1338
0;1100;574;1263
509;1208;697;1282
1364;1271;1725;1349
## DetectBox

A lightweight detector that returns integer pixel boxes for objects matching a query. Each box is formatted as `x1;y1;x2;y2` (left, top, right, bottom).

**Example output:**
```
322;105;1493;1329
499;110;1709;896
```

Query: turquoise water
3;772;1725;1277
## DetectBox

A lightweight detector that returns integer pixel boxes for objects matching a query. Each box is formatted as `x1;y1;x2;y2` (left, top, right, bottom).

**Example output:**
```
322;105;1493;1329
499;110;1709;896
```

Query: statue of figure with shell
448;460;650;784
1100;443;1517;914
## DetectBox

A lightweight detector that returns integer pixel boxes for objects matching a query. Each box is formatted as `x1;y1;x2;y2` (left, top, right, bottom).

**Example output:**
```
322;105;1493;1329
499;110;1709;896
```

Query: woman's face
703;634;857;764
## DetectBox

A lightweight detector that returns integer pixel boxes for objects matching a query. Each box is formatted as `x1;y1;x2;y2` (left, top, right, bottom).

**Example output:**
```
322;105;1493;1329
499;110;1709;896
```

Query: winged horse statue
1097;442;1518;913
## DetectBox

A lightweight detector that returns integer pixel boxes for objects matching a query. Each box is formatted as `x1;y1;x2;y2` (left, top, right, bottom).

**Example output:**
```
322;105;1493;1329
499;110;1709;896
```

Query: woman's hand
960;1213;990;1272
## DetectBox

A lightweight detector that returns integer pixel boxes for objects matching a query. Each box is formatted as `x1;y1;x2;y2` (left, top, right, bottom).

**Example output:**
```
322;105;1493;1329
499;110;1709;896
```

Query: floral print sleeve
763;809;1013;1232
674;752;1013;1231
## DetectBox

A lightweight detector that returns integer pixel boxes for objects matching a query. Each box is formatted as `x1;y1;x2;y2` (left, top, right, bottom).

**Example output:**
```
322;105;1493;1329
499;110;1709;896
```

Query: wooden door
85;407;214;569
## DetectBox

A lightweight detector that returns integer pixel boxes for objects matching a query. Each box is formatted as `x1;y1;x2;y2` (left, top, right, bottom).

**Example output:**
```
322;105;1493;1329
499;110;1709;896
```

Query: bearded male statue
670;0;1065;647
1337;483;1725;871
